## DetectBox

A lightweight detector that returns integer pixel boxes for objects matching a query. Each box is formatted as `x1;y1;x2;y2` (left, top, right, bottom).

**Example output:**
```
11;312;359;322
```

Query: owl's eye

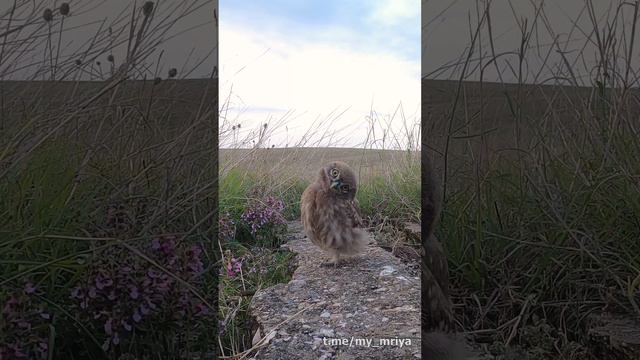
340;184;349;192
329;168;340;178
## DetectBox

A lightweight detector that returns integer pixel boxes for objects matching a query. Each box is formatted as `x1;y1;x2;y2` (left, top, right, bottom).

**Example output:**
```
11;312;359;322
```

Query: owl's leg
321;252;340;267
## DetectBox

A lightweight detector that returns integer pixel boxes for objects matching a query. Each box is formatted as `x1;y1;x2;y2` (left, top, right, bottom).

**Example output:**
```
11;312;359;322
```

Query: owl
300;161;368;267
421;152;452;331
422;153;469;359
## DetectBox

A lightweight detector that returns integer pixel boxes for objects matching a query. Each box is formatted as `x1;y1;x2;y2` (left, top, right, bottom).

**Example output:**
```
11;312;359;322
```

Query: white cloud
368;0;420;27
220;23;420;148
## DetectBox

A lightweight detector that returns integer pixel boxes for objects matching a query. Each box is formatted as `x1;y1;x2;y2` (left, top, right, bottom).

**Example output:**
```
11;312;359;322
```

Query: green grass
218;244;295;355
358;160;421;224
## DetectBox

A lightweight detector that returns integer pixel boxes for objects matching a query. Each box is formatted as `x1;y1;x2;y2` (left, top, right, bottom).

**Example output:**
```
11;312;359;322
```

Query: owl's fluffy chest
306;182;357;221
300;181;363;253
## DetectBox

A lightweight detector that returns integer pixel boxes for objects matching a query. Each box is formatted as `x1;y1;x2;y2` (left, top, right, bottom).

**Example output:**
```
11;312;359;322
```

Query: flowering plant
240;195;286;246
68;235;211;353
225;257;243;278
219;212;236;242
0;283;51;359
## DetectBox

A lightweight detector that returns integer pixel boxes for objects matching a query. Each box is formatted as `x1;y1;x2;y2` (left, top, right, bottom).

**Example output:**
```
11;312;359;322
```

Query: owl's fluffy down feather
300;162;368;262
421;152;454;332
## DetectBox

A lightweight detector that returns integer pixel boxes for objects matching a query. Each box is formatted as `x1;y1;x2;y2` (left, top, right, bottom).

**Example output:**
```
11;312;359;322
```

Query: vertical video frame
422;1;640;359
0;1;218;358
218;1;422;358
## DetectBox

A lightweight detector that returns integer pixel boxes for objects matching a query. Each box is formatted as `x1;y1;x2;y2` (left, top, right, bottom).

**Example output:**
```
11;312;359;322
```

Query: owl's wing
347;198;363;228
300;182;321;245
301;186;314;222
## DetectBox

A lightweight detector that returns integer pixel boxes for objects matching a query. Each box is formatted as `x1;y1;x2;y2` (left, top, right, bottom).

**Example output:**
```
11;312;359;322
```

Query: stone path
248;221;422;359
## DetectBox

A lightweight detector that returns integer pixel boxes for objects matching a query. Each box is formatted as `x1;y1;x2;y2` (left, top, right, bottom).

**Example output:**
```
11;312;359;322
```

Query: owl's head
319;161;357;199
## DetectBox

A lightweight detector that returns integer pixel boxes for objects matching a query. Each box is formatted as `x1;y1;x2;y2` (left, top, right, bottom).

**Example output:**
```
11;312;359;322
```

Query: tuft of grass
218;246;295;356
358;157;420;225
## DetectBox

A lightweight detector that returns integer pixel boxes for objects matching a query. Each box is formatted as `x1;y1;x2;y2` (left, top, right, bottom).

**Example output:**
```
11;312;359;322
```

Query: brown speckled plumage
421;152;453;331
422;152;470;359
300;161;368;265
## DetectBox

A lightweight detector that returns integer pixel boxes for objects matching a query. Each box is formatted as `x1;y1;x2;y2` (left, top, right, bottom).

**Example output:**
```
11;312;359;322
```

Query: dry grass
221;147;418;182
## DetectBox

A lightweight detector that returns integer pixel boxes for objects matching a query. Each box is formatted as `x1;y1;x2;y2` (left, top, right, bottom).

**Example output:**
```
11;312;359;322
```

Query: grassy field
0;2;218;359
221;147;418;182
220;147;420;219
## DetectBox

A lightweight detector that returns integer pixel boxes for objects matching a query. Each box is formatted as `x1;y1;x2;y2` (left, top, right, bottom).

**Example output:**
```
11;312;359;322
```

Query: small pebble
379;265;397;276
317;328;335;337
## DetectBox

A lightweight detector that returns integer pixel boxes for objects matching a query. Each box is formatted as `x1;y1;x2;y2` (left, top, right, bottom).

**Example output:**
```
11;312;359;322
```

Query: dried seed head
43;8;53;22
96;61;101;66
75;59;82;66
107;54;114;62
263;123;268;128
59;3;70;16
168;68;177;78
154;77;162;85
143;2;154;17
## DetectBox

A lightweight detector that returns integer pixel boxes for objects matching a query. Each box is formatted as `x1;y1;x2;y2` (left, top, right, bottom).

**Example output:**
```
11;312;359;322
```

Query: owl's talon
321;259;340;268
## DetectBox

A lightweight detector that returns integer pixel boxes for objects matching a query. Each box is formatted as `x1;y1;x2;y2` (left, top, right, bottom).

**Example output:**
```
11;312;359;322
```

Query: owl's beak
330;179;341;190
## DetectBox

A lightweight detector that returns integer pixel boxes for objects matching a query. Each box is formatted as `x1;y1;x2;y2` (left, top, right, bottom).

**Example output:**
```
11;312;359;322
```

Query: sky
220;0;421;149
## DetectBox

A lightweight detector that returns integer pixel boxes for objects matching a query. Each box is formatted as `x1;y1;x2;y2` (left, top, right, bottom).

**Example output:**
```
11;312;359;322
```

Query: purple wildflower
219;213;236;241
129;286;139;299
104;318;113;335
95;274;113;290
226;257;243;277
241;196;286;236
23;283;36;295
1;286;51;359
66;229;213;353
132;310;142;323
